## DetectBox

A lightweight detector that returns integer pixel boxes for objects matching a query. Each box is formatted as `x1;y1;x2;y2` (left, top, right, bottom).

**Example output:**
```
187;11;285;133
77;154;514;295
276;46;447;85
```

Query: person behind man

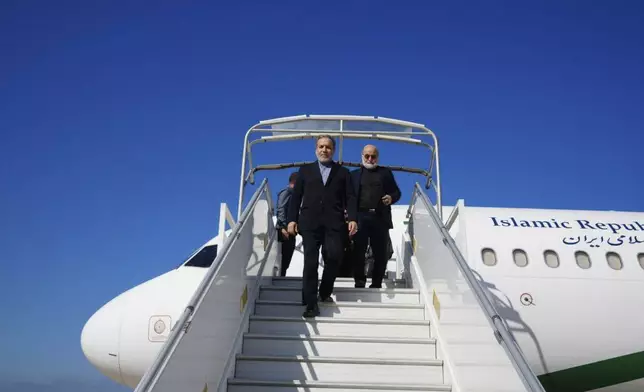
287;135;358;317
275;172;298;277
351;144;401;288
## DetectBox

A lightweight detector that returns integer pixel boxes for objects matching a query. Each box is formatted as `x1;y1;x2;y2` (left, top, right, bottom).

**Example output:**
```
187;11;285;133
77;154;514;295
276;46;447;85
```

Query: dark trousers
322;235;353;278
353;212;389;288
301;226;344;308
279;234;296;277
338;240;354;278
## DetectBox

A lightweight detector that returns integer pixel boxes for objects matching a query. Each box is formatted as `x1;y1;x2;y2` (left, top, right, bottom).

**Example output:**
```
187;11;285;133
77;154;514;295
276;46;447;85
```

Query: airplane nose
81;297;124;385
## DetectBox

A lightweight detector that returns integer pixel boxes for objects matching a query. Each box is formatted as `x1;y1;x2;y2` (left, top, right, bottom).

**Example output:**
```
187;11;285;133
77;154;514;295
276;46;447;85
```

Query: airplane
81;115;644;392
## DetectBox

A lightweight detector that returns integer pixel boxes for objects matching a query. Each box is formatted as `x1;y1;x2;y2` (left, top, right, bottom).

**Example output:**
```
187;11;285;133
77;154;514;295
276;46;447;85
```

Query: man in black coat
351;144;401;288
287;135;358;317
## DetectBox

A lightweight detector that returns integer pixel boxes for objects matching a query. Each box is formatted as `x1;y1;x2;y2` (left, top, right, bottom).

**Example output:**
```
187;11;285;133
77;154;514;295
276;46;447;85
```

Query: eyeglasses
363;154;377;160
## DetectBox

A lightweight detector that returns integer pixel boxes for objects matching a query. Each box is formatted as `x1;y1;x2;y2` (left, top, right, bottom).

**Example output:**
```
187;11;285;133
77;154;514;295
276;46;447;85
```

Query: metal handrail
237;114;442;221
134;178;271;392
411;183;546;392
246;161;432;186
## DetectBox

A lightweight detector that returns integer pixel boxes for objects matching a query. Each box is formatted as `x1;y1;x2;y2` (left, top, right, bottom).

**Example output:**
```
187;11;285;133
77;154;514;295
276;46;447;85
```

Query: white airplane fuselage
81;205;644;392
446;204;644;392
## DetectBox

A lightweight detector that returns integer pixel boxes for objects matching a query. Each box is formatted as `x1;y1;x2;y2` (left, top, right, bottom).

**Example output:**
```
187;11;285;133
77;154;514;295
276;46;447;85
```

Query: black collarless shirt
359;168;383;210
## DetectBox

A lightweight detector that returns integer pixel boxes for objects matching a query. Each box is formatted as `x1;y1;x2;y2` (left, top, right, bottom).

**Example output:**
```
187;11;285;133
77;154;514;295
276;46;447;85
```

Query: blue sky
1;1;642;390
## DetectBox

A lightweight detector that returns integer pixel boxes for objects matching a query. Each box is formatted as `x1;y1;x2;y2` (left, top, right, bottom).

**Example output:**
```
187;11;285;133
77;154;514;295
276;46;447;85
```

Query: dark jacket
351;166;401;229
275;187;293;230
287;161;357;232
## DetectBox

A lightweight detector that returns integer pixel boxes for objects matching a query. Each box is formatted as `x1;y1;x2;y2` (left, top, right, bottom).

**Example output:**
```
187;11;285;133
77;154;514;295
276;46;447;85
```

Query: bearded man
350;144;401;288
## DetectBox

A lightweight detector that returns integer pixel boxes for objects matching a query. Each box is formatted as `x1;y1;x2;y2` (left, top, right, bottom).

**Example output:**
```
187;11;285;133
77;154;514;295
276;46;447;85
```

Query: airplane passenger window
481;248;497;266
575;251;591;269
184;245;218;268
513;249;529;267
543;250;560;268
639;253;644;270
606;252;623;270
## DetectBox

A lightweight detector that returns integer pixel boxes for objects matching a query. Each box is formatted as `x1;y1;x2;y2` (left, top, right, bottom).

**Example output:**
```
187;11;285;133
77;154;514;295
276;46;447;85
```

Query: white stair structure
229;277;447;391
133;115;546;392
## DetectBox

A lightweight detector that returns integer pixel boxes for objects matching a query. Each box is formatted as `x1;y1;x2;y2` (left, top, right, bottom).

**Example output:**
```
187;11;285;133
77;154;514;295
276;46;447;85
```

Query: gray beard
317;151;333;163
362;162;377;170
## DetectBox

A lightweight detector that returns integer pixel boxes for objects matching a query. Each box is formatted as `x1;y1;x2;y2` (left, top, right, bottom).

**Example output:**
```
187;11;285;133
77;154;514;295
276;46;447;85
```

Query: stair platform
259;285;420;304
248;316;431;338
254;300;425;320
234;355;444;384
270;277;407;289
228;379;452;392
242;333;436;359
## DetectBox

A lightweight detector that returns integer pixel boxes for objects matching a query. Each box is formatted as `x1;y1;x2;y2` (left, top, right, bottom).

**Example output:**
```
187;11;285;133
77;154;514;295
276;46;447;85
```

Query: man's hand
287;222;298;236
281;228;289;239
381;194;393;206
348;221;358;236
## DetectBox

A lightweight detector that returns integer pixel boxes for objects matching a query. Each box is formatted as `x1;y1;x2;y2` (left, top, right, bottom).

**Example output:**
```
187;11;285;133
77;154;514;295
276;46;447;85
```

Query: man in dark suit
275;172;298;277
287;135;358;317
351;144;401;288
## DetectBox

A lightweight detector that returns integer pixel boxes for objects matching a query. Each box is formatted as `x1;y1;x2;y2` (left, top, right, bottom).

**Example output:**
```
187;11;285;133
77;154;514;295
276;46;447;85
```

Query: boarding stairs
134;180;546;392
228;276;447;392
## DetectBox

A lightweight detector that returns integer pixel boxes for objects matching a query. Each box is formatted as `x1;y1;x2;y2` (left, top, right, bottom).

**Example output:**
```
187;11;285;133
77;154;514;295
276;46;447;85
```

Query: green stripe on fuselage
538;351;644;392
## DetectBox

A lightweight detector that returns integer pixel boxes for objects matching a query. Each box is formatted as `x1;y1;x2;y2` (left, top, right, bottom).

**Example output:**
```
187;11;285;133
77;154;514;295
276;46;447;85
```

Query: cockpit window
183;245;218;268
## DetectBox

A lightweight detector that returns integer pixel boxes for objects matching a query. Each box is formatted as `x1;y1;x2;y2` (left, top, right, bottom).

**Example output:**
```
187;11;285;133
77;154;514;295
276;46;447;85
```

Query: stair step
259;286;420;304
248;316;431;339
271;277;407;289
254;300;425;320
234;355;443;384
242;333;436;359
227;378;451;392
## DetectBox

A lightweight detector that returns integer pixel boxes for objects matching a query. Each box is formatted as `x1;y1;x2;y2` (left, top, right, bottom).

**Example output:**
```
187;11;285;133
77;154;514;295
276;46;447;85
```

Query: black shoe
318;295;334;303
369;283;382;289
355;280;366;288
302;306;320;318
